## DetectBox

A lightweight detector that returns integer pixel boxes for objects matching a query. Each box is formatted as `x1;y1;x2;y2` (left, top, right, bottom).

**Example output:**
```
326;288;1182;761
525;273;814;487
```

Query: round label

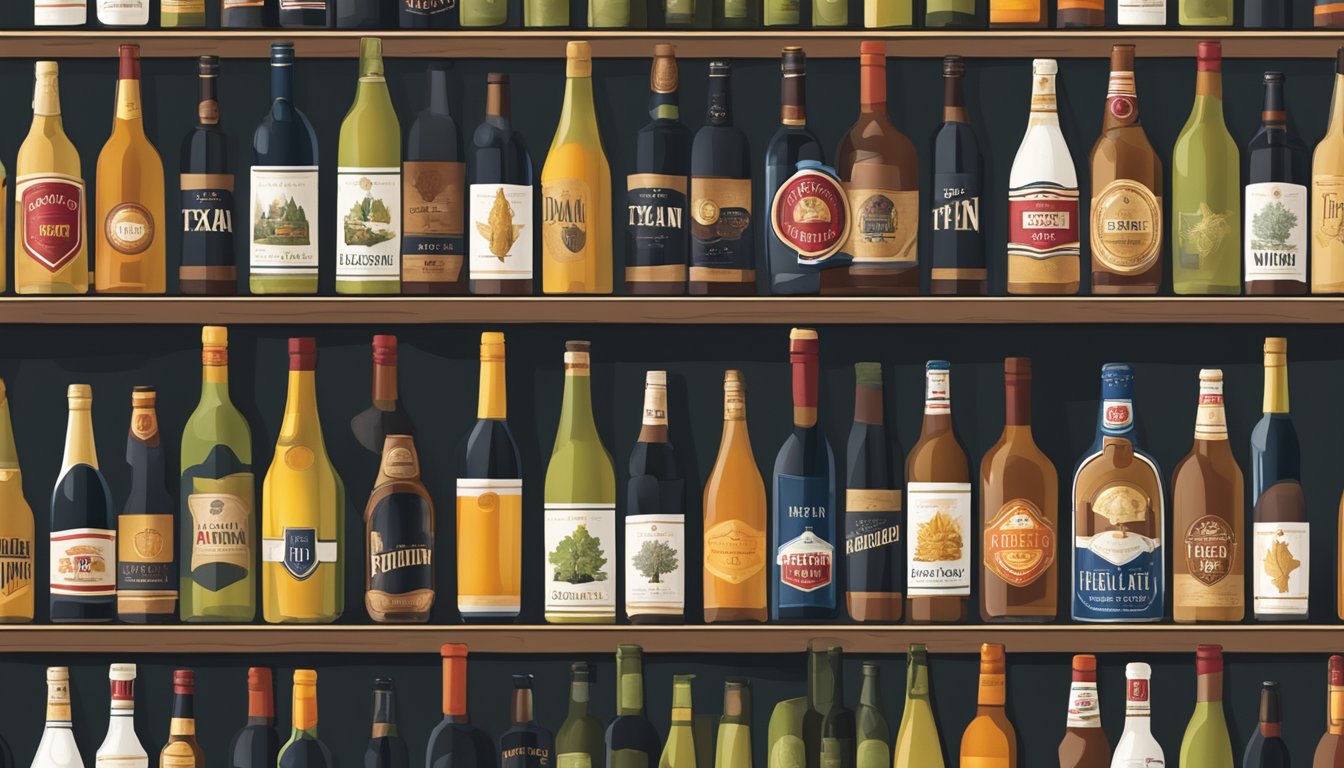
1109;96;1135;121
284;446;314;472
1091;179;1161;275
1186;514;1235;587
770;167;849;262
983;498;1056;588
104;202;155;255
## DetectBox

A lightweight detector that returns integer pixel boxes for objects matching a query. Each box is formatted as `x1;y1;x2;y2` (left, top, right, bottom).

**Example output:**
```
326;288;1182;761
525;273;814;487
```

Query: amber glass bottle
1058;655;1110;768
959;643;1016;767
703;370;766;623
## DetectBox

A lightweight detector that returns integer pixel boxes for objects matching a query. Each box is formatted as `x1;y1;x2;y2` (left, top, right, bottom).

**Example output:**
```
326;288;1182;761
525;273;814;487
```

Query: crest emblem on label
776;528;833;592
282;527;319;581
105;202;155;255
984;499;1055;587
21;178;83;272
1185;514;1235;587
770;165;849;264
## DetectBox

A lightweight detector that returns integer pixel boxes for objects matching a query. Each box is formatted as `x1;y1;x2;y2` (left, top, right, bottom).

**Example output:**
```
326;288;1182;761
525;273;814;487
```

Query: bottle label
1102;398;1133;432
1194;383;1227;440
336;167;402;282
541;177;592;262
367;491;434;609
0;533;33;610
1174;201;1234;272
1072;450;1164;621
1116;0;1164;23
543;503;616;619
1176;514;1240;608
983;498;1055;588
403;0;453;15
773;473;835;608
1313;174;1344;290
841;186;918;265
624;513;685;615
557;755;592;768
456;478;522;616
18;174;85;273
250;166;319;277
117;513;175;593
186;491;252;591
626;173;688;279
1007;182;1080;260
770;166;849;265
924;369;951;415
1125;678;1150;714
1090;179;1162;275
689;176;753;280
469;183;533;281
1253;518;1309;614
844;489;902;595
104;202;155;256
906;482;971;596
160;743;197;768
1245;181;1307;283
261;528;338;582
403;160;466;285
930;171;984;277
1066;682;1101;728
704;518;766;585
50;528;116;596
181;174;235;268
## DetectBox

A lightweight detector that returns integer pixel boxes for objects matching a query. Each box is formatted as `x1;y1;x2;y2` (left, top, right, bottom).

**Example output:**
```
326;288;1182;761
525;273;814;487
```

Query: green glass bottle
464;0;509;24
660;676;697;768
925;0;975;26
893;646;943;768
607;645;662;768
1172;41;1240;295
1179;645;1235;767
854;664;889;768
715;680;751;768
557;662;605;768
865;0;913;26
1180;0;1230;24
336;37;402;295
806;645;854;768
763;0;799;26
812;0;846;25
767;697;806;768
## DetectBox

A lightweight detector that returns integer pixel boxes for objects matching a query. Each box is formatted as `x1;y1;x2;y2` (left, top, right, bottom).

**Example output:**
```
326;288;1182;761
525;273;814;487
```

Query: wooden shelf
0;624;1331;654
2;29;1343;59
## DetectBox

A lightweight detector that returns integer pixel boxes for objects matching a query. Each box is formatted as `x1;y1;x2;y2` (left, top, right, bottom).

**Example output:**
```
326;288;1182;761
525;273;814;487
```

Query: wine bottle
906;360;970;623
764;47;824;295
772;329;837;621
181;56;236;296
1117;0;1163;23
427;644;496;768
1253;338;1309;622
250;43;320;295
458;332;523;622
1111;663;1162;768
1057;0;1102;25
855;664;889;768
990;0;1043;26
160;671;205;768
542;42;613;295
930;56;985;295
1179;645;1234;766
590;0;632;27
502;676;554;768
351;336;416;457
15;61;88;295
1090;45;1162;295
0;380;34;624
337;38;402;295
959;643;1017;767
703;370;766;623
625;371;685;623
768;696;807;768
1314;656;1344;765
1007;59;1080;295
557;662;605;768
1246;72;1309;295
469;73;534;295
161;0;204;25
261;338;346;624
762;0;798;26
1314;49;1344;292
366;679;410;768
627;45;691;296
337;0;383;25
807;645;853;768
32;668;82;768
278;671;332;768
716;680;751;768
689;62;753;296
606;645;661;768
1058;655;1110;768
404;64;466;294
1243;682;1290;767
364;435;435;623
50;384;115;623
97;0;148;26
845;363;902;622
524;0;566;24
544;340;616;624
95;664;146;768
462;0;507;25
181;326;255;623
980;357;1058;623
95;44;166;295
893;645;943;768
34;0;85;23
229;668;280;768
1171;369;1245;623
117;386;177;624
223;0;275;26
865;0;911;26
925;0;973;25
660;676;696;768
401;0;453;28
1180;0;1229;27
1172;42;1240;296
1245;0;1287;25
279;0;329;26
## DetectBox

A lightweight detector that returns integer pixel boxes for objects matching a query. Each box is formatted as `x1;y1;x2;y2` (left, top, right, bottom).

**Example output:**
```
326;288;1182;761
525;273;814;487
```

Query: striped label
50;528;116;596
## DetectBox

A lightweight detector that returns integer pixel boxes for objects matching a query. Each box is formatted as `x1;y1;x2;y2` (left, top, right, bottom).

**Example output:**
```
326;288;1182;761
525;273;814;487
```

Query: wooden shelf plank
2;29;1343;59
0;625;1331;654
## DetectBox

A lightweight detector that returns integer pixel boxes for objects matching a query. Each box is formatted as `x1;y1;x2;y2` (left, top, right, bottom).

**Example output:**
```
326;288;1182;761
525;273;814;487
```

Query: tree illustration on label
1179;202;1231;267
477;188;525;259
776;527;833;592
254;194;311;245
633;540;678;584
912;510;962;562
549;523;608;584
1263;536;1300;593
344;177;395;247
1251;199;1298;250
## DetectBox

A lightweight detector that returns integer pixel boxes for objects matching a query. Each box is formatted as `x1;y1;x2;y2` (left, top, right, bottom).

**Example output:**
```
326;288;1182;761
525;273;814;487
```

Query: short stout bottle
703;370;767;623
470;74;534;295
906;361;970;624
690;62;754;295
404;64;467;295
365;679;409;768
845;363;903;623
1313;48;1344;292
229;668;280;768
1243;682;1289;766
160;0;204;26
502;676;554;768
1090;45;1163;295
625;371;686;624
980;358;1057;623
556;663;604;768
627;45;691;296
893;645;943;768
160;671;205;768
1059;655;1109;768
959;644;1016;768
1171;369;1245;623
350;335;416;457
180;56;236;295
930;56;985;295
117;386;177;624
364;435;435;623
1246;73;1309;295
0;380;34;624
1253;337;1309;622
1058;0;1103;25
51;384;115;623
764;47;825;296
223;0;274;25
1313;656;1344;764
1180;0;1230;25
1179;646;1234;766
1112;663;1163;767
426;645;496;768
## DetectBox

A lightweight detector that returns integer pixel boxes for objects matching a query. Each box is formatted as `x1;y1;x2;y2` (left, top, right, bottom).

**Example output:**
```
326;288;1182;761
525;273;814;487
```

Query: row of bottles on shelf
12;40;1344;297
0;323;1331;626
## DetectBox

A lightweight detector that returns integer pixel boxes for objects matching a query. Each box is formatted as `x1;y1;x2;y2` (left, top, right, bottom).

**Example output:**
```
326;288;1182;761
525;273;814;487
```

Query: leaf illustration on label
475;188;524;260
913;510;962;562
549;524;609;584
1263;537;1300;593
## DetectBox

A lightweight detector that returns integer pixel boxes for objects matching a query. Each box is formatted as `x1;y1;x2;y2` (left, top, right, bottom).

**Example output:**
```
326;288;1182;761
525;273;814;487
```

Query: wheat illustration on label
913;510;962;563
476;188;524;260
1263;536;1300;593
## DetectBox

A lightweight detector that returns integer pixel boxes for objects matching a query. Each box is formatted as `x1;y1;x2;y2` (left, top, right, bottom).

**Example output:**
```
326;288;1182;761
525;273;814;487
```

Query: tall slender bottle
893;645;943;768
846;363;902;622
1179;645;1234;767
627;46;690;296
690;63;753;296
180;56;236;295
0;380;34;624
426;645;496;768
277;671;332;768
1314;656;1344;766
906;361;970;623
804;645;854;768
1253;337;1308;622
1246;72;1309;295
337;38;402;295
607;645;661;768
96;45;166;295
772;329;836;621
1111;663;1162;768
854;664;889;768
32;667;82;768
51;384;115;623
542;42;612;295
959;644;1016;767
930;56;985;295
366;679;409;768
229;668;280;768
502;676;553;768
660;676;696;768
544;341;616;623
15;61;88;295
181;326;255;623
1243;682;1289;766
702;370;766;623
250;43;320;295
1090;45;1162;295
469;74;534;295
1313;48;1344;293
160;671;205;768
556;663;605;768
261;338;345;624
764;47;824;295
716;680;751;768
95;664;146;768
404;64;466;295
459;332;523;622
1180;0;1230;24
1007;59;1080;295
1059;655;1110;768
350;335;416;457
117;387;176;623
626;371;685;623
364;435;435;623
1172;42;1240;296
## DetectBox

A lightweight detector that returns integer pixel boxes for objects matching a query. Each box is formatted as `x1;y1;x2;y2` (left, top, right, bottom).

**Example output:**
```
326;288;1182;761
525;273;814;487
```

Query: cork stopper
567;41;592;78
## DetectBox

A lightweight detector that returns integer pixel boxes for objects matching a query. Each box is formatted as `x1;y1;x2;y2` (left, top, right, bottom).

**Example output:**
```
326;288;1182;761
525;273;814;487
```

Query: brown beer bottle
1058;655;1111;768
364;435;435;623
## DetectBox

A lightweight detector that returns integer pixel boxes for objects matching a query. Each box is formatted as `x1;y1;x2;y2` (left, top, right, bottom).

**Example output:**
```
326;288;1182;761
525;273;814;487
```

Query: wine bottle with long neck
764;47;824;296
95;664;146;768
229;668;280;768
278;671;331;768
806;645;853;768
427;644;496;768
1314;656;1344;765
627;45;690;296
1172;41;1240;296
180;56;237;295
931;56;985;295
363;434;435;623
160;671;204;768
716;680;751;768
1243;682;1289;767
470;74;534;295
959;643;1016;767
845;363;902;622
351;335;416;457
703;370;766;623
855;664;889;768
1313;48;1344;293
1111;663;1162;768
365;679;409;768
1246;72;1309;295
502;676;553;768
117;386;177;623
404;64;466;295
33;667;82;768
557;662;604;768
893;646;943;768
51;384;115;623
626;371;685;623
1179;645;1234;766
1253;338;1308;622
1059;655;1109;768
606;645;661;768
0;380;34;624
660;676;696;768
690;62;753;296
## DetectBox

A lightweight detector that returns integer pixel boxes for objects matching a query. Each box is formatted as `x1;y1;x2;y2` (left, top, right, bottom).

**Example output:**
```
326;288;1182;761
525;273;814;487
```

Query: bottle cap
571;661;591;680
1125;662;1151;679
1005;356;1031;376
249;667;272;692
781;46;806;74
645;370;667;387
617;643;643;660
859;40;885;65
481;331;505;362
513;674;534;689
270;42;295;66
294;669;317;686
35;60;58;77
48;667;69;683
440;643;468;659
1337;46;1344;75
199;55;220;76
359;37;384;77
943;54;964;76
855;362;881;386
119;44;140;80
1264;70;1285;83
174;669;195;694
1196;644;1224;675
374;677;395;692
203;325;227;347
927;359;951;371
67;383;92;402
1032;58;1058;76
110;663;137;681
1072;654;1096;672
373;335;397;366
567;41;592;78
709;60;730;76
132;385;156;405
565;340;591;353
979;643;1006;673
487;72;508;85
1331;656;1343;686
1196;40;1221;71
288;337;317;371
1110;43;1135;70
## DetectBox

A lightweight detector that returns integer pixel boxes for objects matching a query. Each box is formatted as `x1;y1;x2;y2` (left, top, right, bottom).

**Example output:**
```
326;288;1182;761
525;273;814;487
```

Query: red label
770;168;848;262
1109;96;1136;121
779;551;832;591
1008;197;1079;253
21;178;84;272
1128;679;1148;702
1105;404;1130;425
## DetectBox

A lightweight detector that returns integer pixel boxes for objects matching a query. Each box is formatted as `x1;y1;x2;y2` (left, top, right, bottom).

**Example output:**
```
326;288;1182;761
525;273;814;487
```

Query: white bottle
96;664;148;768
33;0;86;25
96;0;149;26
1111;663;1165;768
31;667;83;768
1117;0;1165;25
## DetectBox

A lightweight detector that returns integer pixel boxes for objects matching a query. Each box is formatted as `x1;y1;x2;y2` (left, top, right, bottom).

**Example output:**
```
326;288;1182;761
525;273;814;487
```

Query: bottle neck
1259;688;1281;738
486;81;511;126
427;68;450;115
45;680;72;724
511;687;534;726
1064;671;1100;731
1197;670;1222;704
115;77;145;132
976;667;1006;711
1329;671;1344;736
1027;72;1059;127
860;60;886;114
109;678;135;718
1261;80;1287;134
853;382;882;426
270;61;293;105
942;73;966;123
0;390;18;473
1102;66;1139;131
202;343;230;396
669;682;693;726
781;69;805;127
1194;377;1228;444
442;655;467;719
291;684;317;735
1192;70;1224;118
792;353;818;429
559;75;598;135
859;669;881;711
128;404;165;501
372;363;398;411
706;74;730;126
371;688;399;738
637;380;668;443
1264;363;1288;414
616;656;645;717
1331;74;1344;133
808;650;841;713
281;370;321;443
558;356;598;442
721;687;747;725
33;70;61;118
198;71;219;127
1098;376;1136;438
921;369;952;435
1122;677;1152;733
478;356;506;420
648;57;680;123
247;673;275;726
1005;373;1030;428
567;676;591;718
905;657;931;703
171;692;196;737
62;404;97;471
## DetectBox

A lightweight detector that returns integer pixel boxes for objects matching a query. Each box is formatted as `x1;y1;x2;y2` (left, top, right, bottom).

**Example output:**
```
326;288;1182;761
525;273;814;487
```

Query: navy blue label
627;183;688;268
1073;543;1163;620
181;186;235;267
930;171;984;271
368;492;434;595
283;527;318;581
772;473;835;611
844;510;902;595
